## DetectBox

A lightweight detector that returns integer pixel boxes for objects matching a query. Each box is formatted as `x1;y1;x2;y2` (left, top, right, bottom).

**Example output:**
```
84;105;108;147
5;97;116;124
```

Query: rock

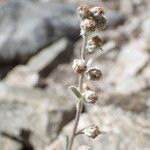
114;76;147;94
114;39;149;76
0;0;79;63
142;62;150;86
0;135;22;150
0;0;126;65
119;0;133;14
46;63;77;88
48;106;150;150
4;65;39;88
105;10;126;28
106;38;150;94
0;82;74;150
27;38;70;77
101;90;149;113
4;38;71;87
0;64;15;79
141;18;150;44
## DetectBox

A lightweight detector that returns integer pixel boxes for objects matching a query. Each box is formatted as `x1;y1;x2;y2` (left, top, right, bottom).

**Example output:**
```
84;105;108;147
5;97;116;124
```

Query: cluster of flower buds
78;4;106;54
77;4;106;33
72;4;105;104
83;125;100;139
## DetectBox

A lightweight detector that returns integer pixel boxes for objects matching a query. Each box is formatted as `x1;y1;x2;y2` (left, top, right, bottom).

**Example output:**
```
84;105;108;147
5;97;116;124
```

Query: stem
68;35;87;150
81;34;87;60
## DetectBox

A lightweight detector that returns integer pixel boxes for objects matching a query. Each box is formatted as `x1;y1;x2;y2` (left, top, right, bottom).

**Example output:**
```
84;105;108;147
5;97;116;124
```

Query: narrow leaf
69;86;83;101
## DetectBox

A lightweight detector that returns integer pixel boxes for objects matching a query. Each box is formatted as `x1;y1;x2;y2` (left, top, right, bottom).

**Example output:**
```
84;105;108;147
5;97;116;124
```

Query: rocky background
0;0;150;150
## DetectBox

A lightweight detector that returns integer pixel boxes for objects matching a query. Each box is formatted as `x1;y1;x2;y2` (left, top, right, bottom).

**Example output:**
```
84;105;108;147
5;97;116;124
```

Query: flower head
72;59;87;74
83;90;98;104
87;68;102;81
83;125;100;139
87;36;103;53
81;19;96;33
96;16;107;30
90;6;104;18
77;4;91;19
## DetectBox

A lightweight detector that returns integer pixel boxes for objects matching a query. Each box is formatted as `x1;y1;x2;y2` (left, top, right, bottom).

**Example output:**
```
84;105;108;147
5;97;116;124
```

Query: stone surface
4;38;70;87
106;38;150;94
142;62;150;86
0;135;22;150
0;0;79;63
27;38;67;72
0;82;74;150
141;18;150;44
48;106;150;150
101;90;150;113
106;10;126;28
4;65;39;88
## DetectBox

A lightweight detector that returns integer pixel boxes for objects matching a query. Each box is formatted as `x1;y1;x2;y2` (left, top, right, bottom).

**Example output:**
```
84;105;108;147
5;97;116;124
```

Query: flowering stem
68;34;87;150
81;34;87;60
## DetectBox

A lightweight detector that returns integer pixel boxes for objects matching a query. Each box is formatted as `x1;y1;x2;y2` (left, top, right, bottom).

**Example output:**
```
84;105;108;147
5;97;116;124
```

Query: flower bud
81;19;96;33
72;59;87;74
90;6;104;18
87;68;102;81
77;4;91;19
96;16;107;30
87;36;103;53
83;125;100;139
83;90;98;104
78;145;91;150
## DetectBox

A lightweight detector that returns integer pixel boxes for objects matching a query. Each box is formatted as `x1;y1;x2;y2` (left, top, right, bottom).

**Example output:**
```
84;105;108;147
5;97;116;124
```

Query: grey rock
4;65;39;88
142;62;150;86
0;0;79;63
141;18;150;44
0;0;126;64
106;10;126;28
0;135;22;150
106;38;150;94
102;90;150;113
27;38;70;77
0;82;74;150
119;0;133;14
4;38;69;87
114;39;149;76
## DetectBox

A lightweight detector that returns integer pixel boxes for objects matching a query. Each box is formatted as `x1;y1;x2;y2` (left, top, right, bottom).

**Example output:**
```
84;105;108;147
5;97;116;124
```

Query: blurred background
0;0;150;150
